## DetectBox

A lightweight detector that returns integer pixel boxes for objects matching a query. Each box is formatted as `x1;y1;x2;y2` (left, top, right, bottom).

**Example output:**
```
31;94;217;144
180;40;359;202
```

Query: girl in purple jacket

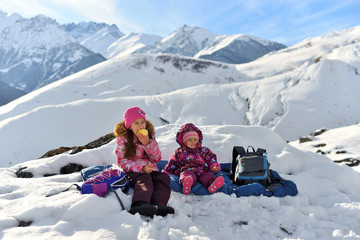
114;106;174;217
163;123;224;194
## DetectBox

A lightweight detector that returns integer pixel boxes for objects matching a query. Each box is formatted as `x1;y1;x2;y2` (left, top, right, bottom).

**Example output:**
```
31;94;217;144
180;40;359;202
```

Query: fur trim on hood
113;120;156;139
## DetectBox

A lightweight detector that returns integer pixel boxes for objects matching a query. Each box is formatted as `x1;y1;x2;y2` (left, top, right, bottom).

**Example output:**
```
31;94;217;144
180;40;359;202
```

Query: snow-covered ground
0;25;360;239
290;123;360;173
1;124;360;240
1;26;359;167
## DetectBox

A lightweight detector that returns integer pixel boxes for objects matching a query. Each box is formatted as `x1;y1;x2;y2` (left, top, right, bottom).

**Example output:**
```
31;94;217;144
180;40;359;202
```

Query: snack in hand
138;129;148;137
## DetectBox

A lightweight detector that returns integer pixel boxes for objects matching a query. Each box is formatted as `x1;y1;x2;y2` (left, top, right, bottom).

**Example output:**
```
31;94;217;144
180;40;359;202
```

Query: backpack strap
46;184;126;211
233;146;246;158
109;187;125;210
231;146;246;177
256;148;267;155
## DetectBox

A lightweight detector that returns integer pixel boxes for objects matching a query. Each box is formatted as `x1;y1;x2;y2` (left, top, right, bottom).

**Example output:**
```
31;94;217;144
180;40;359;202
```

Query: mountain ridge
0;11;288;106
195;33;287;63
0;12;106;93
62;21;124;56
0;25;359;166
135;24;286;64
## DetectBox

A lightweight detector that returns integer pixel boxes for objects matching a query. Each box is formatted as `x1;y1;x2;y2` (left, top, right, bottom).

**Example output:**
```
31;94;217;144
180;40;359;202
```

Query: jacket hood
176;123;203;147
114;120;155;139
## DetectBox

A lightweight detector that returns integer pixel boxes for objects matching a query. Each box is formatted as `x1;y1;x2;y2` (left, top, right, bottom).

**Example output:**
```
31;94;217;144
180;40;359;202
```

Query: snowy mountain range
135;25;218;56
63;23;286;63
135;25;286;64
0;18;359;239
0;11;105;101
0;11;287;106
195;33;287;64
105;33;162;59
62;21;124;57
62;22;162;59
0;24;359;167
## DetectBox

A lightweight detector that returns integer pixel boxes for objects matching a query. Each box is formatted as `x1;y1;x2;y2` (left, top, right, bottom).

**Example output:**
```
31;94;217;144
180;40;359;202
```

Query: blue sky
1;0;359;46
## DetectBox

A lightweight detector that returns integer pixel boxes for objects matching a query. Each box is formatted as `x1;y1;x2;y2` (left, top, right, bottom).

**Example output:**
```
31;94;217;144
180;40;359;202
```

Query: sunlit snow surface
0;25;360;240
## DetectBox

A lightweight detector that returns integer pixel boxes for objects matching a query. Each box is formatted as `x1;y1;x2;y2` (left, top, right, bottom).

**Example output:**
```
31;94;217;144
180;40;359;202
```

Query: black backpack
230;146;272;186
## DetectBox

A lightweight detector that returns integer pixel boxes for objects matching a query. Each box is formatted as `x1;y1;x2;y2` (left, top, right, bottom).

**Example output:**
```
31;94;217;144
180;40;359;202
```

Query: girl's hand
212;165;219;172
210;163;221;173
142;165;153;174
137;132;150;146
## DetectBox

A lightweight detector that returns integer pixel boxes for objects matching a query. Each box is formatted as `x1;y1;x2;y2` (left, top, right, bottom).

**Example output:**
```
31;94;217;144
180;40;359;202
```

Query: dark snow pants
126;171;171;205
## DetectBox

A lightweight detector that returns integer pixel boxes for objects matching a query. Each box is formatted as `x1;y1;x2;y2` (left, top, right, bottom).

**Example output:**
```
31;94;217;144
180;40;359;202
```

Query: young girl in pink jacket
163;123;224;194
114;107;174;217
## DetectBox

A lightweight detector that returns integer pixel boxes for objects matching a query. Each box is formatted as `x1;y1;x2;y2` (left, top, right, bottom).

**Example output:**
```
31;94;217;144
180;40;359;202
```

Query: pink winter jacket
115;136;162;173
162;123;221;176
113;120;162;173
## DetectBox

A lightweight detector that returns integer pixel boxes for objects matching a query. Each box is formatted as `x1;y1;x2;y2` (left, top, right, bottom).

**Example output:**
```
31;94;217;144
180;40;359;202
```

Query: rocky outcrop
16;133;115;178
39;132;115;158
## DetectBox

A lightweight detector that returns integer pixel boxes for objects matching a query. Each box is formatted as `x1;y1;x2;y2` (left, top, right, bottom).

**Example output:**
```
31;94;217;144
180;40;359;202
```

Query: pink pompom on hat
182;131;199;143
124;107;146;129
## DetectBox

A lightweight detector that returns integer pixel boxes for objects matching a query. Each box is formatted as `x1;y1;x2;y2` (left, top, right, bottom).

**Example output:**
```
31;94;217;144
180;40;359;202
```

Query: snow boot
129;201;158;217
208;176;224;194
153;202;175;217
182;176;193;195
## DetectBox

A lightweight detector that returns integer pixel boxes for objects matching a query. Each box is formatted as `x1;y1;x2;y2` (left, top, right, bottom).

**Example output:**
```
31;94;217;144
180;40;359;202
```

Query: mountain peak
195;33;287;63
62;21;124;56
169;24;217;40
105;32;162;58
136;25;218;56
1;13;75;50
0;10;22;31
34;13;50;19
0;10;21;19
0;12;105;93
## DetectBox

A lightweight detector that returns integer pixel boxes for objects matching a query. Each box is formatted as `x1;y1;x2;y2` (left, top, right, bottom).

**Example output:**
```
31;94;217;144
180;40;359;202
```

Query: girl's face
184;137;199;149
130;118;146;135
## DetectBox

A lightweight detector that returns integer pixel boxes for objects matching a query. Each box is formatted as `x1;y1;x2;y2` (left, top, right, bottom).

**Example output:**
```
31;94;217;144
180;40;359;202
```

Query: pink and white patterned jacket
162;123;221;176
115;136;162;173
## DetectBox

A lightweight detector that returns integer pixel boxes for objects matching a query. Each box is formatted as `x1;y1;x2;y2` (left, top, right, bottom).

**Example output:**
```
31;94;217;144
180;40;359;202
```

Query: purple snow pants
126;171;171;205
180;170;216;188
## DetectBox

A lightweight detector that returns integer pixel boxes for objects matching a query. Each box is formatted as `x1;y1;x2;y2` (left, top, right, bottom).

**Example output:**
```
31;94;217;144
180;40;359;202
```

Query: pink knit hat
182;131;199;143
124;107;146;129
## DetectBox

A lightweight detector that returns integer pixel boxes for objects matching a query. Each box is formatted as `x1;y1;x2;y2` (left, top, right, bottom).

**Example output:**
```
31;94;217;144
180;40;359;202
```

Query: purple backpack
46;165;129;210
81;167;129;197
